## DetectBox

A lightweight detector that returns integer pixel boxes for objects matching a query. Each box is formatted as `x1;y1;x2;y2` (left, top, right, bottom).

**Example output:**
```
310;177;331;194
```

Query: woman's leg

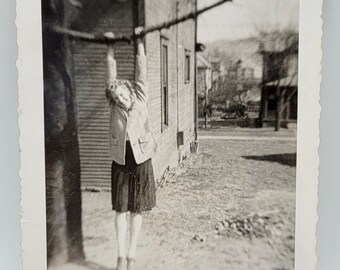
115;211;128;259
127;212;143;259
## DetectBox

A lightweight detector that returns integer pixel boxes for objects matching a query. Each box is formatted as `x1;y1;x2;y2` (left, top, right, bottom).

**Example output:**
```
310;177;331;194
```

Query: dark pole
204;80;208;128
275;87;282;131
42;0;85;265
259;48;266;128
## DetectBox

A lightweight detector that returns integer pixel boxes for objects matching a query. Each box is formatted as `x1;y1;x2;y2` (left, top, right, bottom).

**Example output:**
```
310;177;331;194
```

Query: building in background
197;53;212;117
71;0;197;186
203;33;298;127
259;32;298;129
223;58;262;114
205;38;262;114
209;58;225;105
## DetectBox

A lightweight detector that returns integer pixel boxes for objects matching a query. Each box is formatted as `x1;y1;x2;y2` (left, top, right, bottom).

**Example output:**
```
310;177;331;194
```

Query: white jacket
106;43;157;165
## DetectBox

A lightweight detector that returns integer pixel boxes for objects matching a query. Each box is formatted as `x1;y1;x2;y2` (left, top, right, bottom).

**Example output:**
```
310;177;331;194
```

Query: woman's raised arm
105;36;117;86
134;27;148;102
104;32;117;104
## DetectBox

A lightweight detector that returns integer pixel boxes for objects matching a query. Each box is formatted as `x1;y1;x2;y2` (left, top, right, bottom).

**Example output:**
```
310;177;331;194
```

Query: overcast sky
197;0;299;43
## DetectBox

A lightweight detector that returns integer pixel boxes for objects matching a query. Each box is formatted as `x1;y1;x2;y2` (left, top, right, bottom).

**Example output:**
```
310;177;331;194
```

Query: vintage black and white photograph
17;0;320;269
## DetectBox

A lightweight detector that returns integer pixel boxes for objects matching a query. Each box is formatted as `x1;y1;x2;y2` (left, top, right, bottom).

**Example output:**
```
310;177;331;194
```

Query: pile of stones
214;213;275;238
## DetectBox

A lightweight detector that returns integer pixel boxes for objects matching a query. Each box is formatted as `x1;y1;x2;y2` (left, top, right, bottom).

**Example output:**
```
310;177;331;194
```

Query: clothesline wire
46;0;232;44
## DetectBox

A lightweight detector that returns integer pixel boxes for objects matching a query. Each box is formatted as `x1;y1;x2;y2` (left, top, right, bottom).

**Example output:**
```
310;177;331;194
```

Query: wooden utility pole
42;0;85;265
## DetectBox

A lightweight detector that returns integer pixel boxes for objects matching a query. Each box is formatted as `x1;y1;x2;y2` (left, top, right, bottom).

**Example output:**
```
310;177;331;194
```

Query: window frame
160;37;169;131
184;49;191;84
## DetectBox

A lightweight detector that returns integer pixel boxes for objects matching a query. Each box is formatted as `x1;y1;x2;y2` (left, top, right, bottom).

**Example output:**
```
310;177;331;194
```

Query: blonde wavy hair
106;79;136;107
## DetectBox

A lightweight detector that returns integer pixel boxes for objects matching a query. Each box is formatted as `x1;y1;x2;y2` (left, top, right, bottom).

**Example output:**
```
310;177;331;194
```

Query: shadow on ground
82;261;114;270
243;153;296;167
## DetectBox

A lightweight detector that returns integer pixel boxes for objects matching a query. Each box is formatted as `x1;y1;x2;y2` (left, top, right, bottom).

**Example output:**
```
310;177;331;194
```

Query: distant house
204;39;263;113
71;0;198;186
210;59;225;100
259;32;298;127
211;59;226;80
197;54;212;117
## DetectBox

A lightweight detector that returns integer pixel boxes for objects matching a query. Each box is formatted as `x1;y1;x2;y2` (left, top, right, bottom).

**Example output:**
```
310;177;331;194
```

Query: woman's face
112;85;132;110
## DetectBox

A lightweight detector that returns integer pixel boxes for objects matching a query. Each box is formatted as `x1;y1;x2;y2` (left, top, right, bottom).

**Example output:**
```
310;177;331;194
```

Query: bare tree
209;57;260;126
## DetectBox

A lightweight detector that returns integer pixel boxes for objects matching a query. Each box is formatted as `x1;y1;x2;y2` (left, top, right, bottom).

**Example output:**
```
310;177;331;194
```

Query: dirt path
59;131;296;270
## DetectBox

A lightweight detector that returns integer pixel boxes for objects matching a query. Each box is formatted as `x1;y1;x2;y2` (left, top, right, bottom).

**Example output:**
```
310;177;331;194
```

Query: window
184;50;190;83
161;38;169;130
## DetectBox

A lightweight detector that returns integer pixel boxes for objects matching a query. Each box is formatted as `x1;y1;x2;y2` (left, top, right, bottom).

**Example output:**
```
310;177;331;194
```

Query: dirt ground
56;128;297;270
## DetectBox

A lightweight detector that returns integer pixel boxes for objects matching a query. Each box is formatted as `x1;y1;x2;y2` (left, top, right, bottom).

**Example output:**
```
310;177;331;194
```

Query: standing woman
105;27;157;270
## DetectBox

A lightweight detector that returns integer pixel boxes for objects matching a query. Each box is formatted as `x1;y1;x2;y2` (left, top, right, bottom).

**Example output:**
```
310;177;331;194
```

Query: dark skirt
111;141;156;213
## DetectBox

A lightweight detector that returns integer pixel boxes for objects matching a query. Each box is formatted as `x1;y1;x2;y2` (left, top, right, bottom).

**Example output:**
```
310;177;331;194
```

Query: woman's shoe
116;257;125;270
127;257;135;270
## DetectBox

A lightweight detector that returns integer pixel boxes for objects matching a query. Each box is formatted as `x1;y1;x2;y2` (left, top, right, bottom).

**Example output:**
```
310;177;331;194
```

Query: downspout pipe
194;0;198;142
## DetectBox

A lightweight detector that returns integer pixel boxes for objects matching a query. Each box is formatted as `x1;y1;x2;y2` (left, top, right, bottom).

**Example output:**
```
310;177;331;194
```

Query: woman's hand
135;27;145;57
103;32;115;40
134;26;144;38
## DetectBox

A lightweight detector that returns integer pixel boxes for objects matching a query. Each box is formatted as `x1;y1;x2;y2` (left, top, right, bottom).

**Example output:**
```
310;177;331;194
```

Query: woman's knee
115;211;127;219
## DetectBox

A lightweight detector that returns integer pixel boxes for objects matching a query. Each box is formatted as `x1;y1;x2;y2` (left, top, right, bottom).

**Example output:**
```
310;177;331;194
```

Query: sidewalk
198;126;297;138
59;131;296;270
199;135;296;141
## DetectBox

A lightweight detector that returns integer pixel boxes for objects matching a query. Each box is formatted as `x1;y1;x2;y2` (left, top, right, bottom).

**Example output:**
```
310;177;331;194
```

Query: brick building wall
71;0;197;186
144;0;196;179
71;0;135;187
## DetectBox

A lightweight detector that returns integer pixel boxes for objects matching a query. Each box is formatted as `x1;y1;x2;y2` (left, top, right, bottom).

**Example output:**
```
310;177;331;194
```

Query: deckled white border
17;0;322;269
17;0;46;269
295;0;322;268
